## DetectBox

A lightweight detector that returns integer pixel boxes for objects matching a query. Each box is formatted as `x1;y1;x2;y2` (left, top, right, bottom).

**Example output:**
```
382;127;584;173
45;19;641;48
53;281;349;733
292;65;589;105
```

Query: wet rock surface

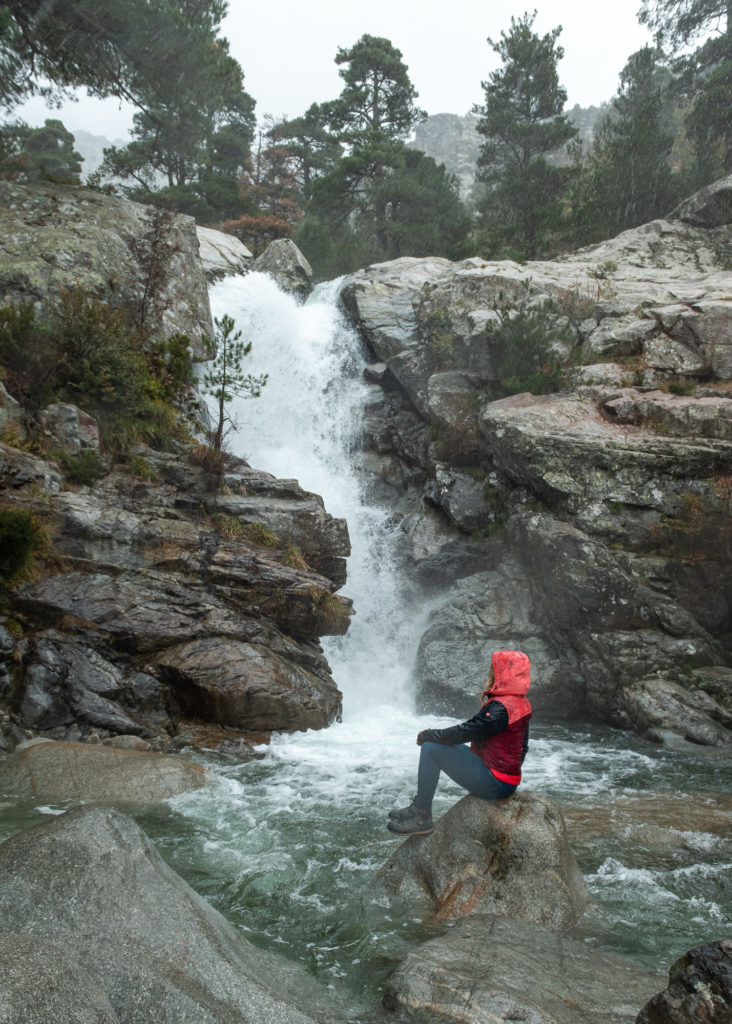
384;915;663;1024
0;738;209;803
0;806;338;1024
0;180;212;356
0;933;121;1024
252;238;313;299
341;175;732;746
373;792;588;930
636;939;732;1024
1;444;351;753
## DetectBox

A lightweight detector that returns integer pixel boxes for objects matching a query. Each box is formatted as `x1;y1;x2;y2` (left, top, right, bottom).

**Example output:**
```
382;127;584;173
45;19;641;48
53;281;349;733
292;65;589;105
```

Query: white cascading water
208;272;435;723
152;271;731;1006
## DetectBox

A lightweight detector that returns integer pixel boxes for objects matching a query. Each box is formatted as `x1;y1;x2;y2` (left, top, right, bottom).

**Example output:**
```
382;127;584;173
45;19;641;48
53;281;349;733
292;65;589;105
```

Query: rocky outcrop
0;806;335;1024
0;738;209;803
196;224;253;281
340;175;732;745
0;180;212;356
636;939;732;1024
252;238;313;299
373;792;588;930
384;915;663;1024
1;440;351;753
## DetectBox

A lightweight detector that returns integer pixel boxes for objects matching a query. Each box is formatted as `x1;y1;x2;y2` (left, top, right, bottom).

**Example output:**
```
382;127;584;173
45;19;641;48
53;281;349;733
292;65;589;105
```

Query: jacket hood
485;650;531;698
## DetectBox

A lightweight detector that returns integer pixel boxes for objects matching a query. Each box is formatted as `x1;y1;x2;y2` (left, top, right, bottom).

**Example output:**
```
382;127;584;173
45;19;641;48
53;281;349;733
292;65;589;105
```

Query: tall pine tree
473;11;577;259
582;48;682;239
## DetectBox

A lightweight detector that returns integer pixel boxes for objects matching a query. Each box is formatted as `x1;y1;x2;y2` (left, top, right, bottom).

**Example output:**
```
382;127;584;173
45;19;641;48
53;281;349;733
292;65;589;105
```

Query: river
5;271;729;1017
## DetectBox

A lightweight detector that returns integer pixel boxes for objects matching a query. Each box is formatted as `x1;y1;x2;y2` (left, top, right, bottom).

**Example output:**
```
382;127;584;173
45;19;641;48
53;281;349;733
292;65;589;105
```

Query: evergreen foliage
201;314;268;451
473;11;578;259
0;290;196;451
485;288;575;397
639;0;732;171
0;119;82;183
578;48;685;241
295;34;471;277
0;507;46;584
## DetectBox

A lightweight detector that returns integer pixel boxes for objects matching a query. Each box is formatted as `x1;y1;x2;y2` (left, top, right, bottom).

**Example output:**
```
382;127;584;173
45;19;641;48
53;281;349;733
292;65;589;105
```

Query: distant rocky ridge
409;105;607;197
341;174;732;747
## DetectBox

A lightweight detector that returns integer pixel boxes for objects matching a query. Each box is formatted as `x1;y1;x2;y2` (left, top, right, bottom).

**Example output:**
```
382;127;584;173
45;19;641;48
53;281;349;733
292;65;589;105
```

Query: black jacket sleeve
418;700;509;746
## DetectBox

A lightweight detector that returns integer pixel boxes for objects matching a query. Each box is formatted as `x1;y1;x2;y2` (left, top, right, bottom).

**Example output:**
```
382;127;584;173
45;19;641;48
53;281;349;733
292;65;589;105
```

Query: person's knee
420;741;440;756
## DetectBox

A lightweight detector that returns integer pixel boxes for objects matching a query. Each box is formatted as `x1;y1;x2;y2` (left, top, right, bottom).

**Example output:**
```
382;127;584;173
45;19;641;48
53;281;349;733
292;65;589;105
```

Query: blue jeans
415;741;516;810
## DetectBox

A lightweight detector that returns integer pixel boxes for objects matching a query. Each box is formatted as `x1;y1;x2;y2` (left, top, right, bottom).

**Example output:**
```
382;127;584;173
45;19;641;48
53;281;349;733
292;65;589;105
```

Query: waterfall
208;271;428;721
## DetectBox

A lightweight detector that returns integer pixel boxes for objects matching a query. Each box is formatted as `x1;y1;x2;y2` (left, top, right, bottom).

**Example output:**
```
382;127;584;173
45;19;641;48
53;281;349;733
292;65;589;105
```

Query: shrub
54;449;106;486
306;586;351;630
1;288;197;453
486;289;575;397
126;454;158;481
0;300;61;410
188;444;226;477
0;507;46;584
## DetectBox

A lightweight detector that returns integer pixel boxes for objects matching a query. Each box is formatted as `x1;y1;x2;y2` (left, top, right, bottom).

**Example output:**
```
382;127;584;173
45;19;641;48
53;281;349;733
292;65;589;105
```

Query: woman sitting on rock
388;649;532;836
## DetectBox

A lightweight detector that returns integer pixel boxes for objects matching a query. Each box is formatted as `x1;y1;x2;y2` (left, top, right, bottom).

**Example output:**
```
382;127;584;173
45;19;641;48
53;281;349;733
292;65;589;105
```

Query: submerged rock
636;939;732;1024
0;806;332;1024
384;914;663;1024
373;792;588;930
0;738;209;803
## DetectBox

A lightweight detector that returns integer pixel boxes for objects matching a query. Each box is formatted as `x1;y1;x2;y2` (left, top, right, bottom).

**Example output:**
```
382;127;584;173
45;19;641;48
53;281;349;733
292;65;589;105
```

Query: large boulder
0;933;121;1024
36;401;102;454
0;738;209;803
196;224;253;281
252;238;313;299
150;636;342;731
668;173;732;228
384;915;663;1024
373;792;588;930
0;806;332;1024
0;180;212;355
636;939;732;1024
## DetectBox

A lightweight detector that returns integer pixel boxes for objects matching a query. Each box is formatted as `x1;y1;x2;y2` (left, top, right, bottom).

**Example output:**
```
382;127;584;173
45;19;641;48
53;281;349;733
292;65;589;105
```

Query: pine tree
473;11;578;259
0;119;82;183
639;0;732;171
582;48;682;239
202;315;267;452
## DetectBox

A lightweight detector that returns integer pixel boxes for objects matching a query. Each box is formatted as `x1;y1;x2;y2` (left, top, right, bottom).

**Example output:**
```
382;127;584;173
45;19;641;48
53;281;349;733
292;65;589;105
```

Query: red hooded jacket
471;650;532;785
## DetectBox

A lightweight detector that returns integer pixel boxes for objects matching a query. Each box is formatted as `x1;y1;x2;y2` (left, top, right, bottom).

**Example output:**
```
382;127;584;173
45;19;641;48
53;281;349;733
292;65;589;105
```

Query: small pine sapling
202;314;268;451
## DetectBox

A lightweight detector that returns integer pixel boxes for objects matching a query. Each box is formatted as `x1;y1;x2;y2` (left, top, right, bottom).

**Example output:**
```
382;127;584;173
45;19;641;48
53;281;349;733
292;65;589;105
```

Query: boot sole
387;821;434;836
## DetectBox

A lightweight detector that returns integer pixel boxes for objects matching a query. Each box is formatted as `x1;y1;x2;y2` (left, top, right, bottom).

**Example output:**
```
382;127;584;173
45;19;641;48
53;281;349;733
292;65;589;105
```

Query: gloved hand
417;729;437;746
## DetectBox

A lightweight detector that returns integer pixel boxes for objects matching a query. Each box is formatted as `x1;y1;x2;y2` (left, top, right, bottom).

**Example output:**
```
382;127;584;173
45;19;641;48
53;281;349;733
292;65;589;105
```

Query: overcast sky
18;0;653;139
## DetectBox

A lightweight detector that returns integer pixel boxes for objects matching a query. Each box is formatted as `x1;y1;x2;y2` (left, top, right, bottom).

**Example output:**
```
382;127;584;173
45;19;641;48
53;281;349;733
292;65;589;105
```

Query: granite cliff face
0;184;350;757
341;176;732;746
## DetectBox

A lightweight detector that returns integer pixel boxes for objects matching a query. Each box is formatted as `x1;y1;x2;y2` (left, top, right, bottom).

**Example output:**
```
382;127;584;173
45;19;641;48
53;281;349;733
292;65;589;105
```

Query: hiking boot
386;801;433;836
388;799;418;821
